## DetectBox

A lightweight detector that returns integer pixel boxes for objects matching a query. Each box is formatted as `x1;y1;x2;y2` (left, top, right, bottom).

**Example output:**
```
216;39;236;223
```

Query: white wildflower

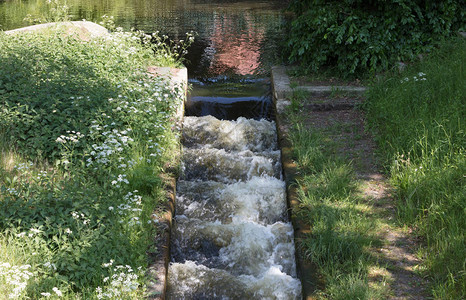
53;287;63;297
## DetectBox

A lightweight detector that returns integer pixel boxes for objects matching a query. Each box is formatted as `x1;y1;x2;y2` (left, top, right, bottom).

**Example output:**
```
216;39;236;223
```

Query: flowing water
1;1;302;298
168;116;301;299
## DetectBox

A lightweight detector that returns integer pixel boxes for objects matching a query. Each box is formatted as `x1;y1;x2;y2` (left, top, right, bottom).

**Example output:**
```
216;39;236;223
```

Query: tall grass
0;27;184;298
365;37;465;298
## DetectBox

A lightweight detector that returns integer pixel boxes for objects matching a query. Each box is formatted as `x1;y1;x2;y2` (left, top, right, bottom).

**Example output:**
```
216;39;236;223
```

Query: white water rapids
167;116;302;299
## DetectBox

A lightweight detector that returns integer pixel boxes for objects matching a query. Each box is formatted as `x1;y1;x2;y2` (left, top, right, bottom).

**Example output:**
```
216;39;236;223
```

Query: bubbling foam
183;116;277;152
176;177;287;224
168;116;301;299
181;148;282;183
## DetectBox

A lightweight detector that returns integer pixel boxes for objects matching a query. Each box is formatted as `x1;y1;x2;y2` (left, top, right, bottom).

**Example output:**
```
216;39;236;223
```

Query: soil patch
293;77;363;87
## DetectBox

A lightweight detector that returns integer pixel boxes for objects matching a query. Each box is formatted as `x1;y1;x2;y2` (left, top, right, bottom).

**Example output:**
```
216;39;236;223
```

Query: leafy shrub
0;28;184;162
285;0;465;77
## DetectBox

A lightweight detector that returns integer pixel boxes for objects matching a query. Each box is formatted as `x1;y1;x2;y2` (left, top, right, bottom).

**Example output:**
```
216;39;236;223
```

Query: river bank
0;23;186;299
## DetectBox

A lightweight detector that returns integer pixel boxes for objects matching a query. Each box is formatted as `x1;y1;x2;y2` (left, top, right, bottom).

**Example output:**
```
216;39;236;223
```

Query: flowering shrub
95;260;141;299
148;30;196;68
0;262;33;299
0;25;185;298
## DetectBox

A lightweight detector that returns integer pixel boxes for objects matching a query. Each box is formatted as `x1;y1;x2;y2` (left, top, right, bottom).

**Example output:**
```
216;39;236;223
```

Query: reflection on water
206;12;264;76
0;0;286;78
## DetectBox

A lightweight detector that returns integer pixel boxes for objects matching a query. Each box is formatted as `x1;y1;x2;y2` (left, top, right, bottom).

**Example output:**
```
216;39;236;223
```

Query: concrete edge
271;66;322;299
145;66;187;300
271;66;292;100
296;85;366;95
271;66;366;98
146;177;176;299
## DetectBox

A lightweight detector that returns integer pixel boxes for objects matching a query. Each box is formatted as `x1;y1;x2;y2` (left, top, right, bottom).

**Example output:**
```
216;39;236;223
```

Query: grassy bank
0;27;184;298
286;101;393;299
288;38;465;299
365;38;465;298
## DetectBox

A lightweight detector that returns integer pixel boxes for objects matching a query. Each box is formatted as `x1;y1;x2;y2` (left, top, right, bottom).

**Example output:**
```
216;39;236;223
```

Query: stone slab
272;65;366;99
271;65;292;100
4;21;109;41
296;85;366;96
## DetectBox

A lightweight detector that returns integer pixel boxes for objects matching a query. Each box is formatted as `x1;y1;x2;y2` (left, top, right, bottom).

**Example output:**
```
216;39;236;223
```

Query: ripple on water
181;148;282;183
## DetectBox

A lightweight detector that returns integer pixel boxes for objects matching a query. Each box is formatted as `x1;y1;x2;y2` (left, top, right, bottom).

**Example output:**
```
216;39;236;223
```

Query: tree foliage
285;0;465;77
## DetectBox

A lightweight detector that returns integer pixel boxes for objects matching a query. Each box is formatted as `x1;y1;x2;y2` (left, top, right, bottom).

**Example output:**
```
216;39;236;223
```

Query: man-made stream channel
167;115;302;298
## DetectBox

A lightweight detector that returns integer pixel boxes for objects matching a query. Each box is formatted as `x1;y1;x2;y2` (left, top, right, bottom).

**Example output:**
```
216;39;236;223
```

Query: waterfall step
182;116;277;152
176;178;287;224
181;147;282;183
171;217;296;277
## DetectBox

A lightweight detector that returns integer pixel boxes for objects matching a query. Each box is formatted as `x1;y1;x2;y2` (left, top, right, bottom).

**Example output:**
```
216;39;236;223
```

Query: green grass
365;37;465;299
287;120;390;299
0;26;183;298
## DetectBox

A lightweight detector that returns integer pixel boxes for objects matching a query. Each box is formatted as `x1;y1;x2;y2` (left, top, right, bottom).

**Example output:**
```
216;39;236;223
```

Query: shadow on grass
0;33;119;160
0;32;167;296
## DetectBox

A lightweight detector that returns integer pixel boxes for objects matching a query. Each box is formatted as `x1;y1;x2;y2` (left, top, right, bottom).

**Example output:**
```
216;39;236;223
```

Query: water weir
166;97;302;298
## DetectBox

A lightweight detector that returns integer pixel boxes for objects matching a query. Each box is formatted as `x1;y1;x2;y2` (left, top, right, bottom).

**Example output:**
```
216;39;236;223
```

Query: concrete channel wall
146;67;187;299
271;65;367;299
271;66;317;299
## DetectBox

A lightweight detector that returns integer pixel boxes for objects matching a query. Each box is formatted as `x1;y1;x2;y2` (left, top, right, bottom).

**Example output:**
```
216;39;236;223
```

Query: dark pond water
0;0;286;77
0;0;286;118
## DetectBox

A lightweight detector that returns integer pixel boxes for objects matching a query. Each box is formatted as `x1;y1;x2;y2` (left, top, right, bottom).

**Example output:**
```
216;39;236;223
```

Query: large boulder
4;21;109;41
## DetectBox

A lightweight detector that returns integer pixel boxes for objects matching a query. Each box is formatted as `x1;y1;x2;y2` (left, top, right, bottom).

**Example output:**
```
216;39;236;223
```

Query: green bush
285;0;465;77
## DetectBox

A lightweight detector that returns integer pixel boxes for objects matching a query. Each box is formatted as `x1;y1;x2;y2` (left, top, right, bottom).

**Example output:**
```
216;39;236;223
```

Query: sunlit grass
288;116;391;299
289;38;465;298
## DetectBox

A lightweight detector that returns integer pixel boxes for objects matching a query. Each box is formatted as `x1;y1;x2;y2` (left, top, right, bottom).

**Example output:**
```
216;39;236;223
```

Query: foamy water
167;116;301;299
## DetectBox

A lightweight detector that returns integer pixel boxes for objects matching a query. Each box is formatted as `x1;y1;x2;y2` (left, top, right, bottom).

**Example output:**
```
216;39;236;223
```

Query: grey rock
5;21;109;41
